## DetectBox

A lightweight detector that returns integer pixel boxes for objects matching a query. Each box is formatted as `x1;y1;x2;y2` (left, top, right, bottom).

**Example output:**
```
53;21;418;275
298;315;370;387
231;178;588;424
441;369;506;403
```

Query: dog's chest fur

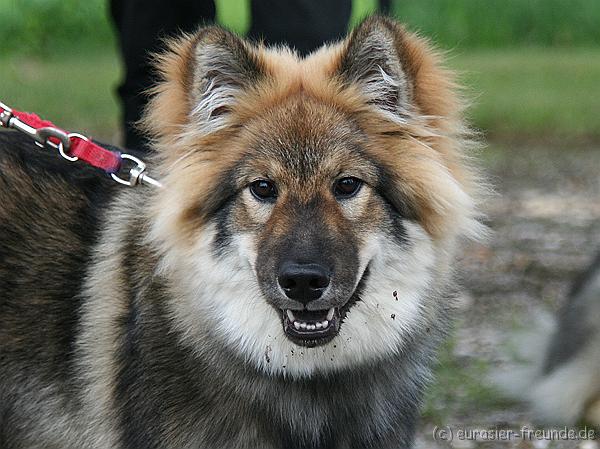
79;209;426;449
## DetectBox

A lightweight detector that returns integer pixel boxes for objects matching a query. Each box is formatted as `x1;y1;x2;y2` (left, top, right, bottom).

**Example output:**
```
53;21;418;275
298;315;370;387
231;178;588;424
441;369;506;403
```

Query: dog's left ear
336;16;414;123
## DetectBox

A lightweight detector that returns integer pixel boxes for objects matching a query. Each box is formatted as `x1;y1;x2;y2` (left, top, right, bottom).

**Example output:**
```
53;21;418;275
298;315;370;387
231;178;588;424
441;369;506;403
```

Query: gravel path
416;142;600;449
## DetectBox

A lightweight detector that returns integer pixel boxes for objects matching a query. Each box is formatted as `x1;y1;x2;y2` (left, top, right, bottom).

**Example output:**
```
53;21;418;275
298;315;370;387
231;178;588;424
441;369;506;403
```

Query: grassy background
454;48;600;139
4;48;599;142
394;0;600;48
1;0;600;141
2;53;121;141
3;0;600;52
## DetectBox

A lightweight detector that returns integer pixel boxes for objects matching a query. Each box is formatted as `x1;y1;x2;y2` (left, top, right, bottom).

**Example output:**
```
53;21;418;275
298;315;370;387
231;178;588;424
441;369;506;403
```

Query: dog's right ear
143;27;265;144
188;27;265;134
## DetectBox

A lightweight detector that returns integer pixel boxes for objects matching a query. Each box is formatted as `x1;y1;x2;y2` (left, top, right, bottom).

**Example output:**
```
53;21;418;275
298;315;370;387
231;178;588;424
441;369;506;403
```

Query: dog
0;16;483;448
495;252;600;427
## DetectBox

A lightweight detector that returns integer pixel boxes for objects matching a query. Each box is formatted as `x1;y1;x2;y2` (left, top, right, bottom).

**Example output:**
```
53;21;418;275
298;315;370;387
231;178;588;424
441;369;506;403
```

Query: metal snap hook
111;153;147;187
34;127;79;161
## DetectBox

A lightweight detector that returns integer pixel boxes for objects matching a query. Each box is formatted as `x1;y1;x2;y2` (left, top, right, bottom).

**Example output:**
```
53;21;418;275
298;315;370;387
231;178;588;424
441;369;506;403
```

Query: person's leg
247;0;390;57
248;0;352;56
110;0;216;151
379;0;391;14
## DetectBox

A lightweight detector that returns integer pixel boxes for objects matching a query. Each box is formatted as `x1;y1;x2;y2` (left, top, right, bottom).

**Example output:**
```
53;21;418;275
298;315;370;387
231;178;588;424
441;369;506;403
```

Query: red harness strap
0;105;122;174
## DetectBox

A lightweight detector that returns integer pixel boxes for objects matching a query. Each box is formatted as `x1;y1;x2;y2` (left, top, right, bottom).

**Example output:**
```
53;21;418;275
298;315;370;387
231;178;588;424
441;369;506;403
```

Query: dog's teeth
293;319;331;332
286;310;295;322
327;308;335;321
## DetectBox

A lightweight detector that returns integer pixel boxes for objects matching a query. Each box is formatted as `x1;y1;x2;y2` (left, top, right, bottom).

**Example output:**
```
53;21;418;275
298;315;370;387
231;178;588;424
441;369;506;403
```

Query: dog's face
145;17;482;376
221;98;400;348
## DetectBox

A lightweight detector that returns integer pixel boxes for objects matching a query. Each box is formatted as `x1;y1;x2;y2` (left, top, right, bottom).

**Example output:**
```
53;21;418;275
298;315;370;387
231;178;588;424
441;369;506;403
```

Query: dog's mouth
278;266;369;348
282;307;340;347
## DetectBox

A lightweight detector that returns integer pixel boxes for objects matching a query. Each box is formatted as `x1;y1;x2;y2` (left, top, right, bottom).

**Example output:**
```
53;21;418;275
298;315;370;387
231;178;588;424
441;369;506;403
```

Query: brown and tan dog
0;16;483;448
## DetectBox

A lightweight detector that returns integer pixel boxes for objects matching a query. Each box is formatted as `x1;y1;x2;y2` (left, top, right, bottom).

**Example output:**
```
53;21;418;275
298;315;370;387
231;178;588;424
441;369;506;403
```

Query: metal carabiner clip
34;127;79;162
0;102;13;127
111;153;163;188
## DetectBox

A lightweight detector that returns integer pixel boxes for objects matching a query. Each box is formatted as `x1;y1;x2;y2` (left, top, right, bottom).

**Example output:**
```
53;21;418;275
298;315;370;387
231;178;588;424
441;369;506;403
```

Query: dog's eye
333;177;362;199
249;179;278;201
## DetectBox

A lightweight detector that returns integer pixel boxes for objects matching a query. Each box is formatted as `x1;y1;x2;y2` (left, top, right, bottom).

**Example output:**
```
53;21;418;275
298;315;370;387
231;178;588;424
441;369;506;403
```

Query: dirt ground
415;141;600;449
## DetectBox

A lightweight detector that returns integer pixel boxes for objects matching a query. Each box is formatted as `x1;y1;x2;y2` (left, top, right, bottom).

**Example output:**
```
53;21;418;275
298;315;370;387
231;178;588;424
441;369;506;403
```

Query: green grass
1;51;121;142
0;0;114;56
450;48;600;138
394;0;600;48
3;0;600;54
3;47;598;143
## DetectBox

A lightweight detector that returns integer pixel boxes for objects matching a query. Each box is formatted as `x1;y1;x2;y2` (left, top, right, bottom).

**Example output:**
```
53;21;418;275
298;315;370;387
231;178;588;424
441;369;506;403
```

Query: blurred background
2;0;599;142
1;1;599;448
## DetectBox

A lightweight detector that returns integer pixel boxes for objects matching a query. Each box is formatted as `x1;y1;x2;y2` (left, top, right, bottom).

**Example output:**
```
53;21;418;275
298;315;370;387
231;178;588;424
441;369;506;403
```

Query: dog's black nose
278;263;330;304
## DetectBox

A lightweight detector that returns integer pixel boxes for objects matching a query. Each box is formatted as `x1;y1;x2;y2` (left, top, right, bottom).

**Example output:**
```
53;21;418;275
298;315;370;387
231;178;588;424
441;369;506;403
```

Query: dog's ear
189;27;265;133
336;17;414;123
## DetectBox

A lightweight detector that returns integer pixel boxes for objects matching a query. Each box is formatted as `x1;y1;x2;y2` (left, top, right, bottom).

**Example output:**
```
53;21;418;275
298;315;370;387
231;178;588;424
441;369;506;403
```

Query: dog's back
0;131;114;445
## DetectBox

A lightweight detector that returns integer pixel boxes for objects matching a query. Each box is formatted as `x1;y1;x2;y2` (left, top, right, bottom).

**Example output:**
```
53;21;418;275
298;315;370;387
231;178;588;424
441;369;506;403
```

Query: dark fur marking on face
330;140;418;230
206;156;263;257
255;195;360;311
372;163;419;223
379;200;410;246
210;196;235;257
278;198;341;266
182;166;239;230
183;147;269;232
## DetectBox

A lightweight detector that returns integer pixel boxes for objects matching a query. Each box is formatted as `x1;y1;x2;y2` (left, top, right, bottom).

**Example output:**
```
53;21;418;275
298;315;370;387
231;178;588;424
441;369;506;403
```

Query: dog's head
144;17;483;376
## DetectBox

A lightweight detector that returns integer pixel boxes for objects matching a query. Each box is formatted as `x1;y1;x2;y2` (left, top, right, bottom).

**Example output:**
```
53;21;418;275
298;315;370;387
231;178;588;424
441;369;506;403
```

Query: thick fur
494;253;600;427
0;17;482;448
